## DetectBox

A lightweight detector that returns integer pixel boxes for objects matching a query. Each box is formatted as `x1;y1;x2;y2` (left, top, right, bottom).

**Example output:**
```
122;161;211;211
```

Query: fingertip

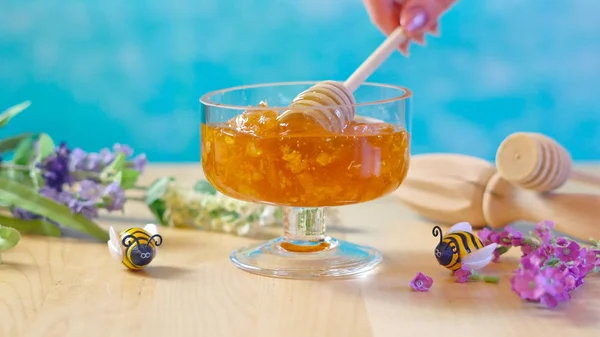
429;23;440;37
399;41;411;56
414;33;426;46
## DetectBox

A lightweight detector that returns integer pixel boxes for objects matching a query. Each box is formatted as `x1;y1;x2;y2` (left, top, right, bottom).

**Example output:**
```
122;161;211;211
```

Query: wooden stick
343;27;408;93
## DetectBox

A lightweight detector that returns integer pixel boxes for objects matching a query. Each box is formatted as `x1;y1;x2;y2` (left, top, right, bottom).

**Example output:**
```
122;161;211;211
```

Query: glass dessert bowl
200;81;411;279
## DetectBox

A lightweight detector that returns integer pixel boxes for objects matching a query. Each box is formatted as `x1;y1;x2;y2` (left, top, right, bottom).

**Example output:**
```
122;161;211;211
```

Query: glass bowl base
229;237;383;280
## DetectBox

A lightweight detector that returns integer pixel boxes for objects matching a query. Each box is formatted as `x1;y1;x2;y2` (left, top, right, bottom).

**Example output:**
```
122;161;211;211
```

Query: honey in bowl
201;102;410;207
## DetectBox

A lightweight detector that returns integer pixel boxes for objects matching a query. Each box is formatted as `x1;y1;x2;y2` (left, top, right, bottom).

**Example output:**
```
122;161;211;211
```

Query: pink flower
488;231;501;245
503;219;599;309
454;266;472;283
478;227;493;243
577;249;597;275
492;249;501;262
410;272;433;292
534;220;555;245
536;245;555;260
510;269;544;301
555;240;581;262
534;267;566;297
498;231;513;247
540;294;560;309
555;237;569;247
521;243;535;255
521;252;544;270
504;226;525;247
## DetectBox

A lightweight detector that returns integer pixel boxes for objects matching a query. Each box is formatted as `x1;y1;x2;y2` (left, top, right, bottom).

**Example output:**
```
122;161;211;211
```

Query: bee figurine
432;222;497;272
107;224;163;271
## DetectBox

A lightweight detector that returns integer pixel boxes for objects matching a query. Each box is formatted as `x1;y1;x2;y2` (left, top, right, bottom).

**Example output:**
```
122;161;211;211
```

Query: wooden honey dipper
495;132;600;192
277;13;430;132
482;172;600;243
392;153;600;242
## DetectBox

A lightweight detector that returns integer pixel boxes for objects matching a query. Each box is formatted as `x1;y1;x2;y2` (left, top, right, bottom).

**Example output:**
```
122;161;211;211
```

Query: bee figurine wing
107;226;124;261
143;223;160;255
461;243;498;271
447;221;473;234
143;223;158;236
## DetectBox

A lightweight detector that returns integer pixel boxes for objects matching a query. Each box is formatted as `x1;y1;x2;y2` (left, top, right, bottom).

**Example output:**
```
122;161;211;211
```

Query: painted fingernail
403;8;428;32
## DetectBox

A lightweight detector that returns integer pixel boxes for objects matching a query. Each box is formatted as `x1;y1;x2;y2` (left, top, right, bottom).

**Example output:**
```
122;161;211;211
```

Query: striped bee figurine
107;224;163;271
432;222;497;272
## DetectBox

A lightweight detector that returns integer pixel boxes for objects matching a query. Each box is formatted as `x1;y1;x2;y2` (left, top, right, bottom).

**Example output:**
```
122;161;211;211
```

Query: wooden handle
496;131;600;192
344;27;408;93
570;170;600;188
483;172;600;242
392;153;496;228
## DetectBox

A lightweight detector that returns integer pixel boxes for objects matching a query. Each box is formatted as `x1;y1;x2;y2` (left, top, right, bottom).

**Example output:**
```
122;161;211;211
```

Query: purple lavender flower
535;267;565;297
102;182;126;212
39;186;59;199
78;179;104;201
12;207;41;220
410;272;433;292
68;199;98;218
555;240;580;263
54;190;98;219
510;269;544;301
84;153;104;172
113;143;133;157
455;267;472;283
131;153;147;173
69;148;87;171
40;142;72;192
99;148;116;165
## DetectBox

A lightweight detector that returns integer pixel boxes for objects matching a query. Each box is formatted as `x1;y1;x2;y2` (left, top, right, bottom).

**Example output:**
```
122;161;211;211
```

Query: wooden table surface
2;164;600;337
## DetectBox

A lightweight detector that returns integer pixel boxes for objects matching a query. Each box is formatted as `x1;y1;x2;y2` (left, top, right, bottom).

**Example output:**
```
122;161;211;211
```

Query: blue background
1;0;599;162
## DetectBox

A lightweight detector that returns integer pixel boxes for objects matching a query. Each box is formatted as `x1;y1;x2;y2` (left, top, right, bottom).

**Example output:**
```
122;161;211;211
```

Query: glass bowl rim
199;80;412;111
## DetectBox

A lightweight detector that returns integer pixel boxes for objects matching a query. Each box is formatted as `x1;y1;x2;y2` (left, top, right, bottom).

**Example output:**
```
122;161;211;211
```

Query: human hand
362;0;457;55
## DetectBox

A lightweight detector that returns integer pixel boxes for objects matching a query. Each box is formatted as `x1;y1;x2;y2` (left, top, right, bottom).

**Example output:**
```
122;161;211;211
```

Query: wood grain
1;164;599;337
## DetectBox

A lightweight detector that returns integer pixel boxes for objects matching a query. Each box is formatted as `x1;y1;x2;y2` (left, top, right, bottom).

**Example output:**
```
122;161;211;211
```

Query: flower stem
483;276;500;283
126;196;146;202
495;246;510;256
467;274;481;281
0;163;35;172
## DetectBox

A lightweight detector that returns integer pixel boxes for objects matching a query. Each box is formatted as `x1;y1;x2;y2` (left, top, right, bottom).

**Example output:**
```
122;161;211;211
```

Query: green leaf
120;168;140;190
194;180;217;195
35;133;55;161
13;135;36;165
100;152;126;182
0;133;34;154
0;225;21;250
145;176;174;204
145;177;175;226
0;177;108;241
148;199;168;226
0;101;31;128
0;215;60;237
